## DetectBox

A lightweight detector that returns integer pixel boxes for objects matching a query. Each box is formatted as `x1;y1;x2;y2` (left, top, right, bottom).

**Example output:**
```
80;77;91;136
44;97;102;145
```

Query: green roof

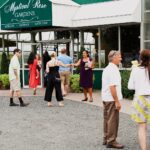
73;0;112;5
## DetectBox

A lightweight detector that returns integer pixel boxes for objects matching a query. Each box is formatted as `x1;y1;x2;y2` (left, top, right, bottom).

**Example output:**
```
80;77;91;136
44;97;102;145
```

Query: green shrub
120;70;134;100
70;74;82;93
0;74;10;89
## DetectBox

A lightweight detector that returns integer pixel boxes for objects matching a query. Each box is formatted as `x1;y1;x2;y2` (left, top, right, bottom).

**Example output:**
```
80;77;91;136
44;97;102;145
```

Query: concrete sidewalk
0;88;133;115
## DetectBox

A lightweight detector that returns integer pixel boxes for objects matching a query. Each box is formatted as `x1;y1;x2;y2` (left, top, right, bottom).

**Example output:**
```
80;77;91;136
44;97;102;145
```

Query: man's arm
110;85;121;111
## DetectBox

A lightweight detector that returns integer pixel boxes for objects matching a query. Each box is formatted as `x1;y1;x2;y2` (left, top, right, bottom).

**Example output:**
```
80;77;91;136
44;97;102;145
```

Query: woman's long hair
82;50;90;58
140;49;150;80
27;52;36;65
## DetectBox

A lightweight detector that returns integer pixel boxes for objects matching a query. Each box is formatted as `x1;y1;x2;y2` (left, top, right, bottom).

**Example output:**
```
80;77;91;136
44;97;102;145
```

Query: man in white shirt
102;50;124;149
9;49;29;107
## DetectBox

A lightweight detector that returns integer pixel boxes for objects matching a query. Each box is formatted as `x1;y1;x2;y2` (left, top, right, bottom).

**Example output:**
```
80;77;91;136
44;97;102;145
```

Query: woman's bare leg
138;123;147;150
88;88;93;102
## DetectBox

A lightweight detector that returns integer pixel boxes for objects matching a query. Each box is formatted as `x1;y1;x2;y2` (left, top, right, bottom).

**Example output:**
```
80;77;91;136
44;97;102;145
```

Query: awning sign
1;0;52;30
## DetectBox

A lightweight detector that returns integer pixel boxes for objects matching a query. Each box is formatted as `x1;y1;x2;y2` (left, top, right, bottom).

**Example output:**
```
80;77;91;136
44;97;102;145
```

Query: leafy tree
1;52;9;74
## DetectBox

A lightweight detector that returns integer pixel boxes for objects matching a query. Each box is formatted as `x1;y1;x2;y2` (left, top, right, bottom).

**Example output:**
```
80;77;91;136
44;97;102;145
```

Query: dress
80;58;93;88
29;59;40;88
44;66;63;102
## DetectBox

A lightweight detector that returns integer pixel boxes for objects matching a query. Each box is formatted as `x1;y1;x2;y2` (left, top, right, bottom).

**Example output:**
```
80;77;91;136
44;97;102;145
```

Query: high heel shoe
82;98;88;101
33;89;36;95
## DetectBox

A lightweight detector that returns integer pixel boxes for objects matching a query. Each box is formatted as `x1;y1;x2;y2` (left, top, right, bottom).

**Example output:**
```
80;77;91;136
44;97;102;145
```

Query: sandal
89;98;93;102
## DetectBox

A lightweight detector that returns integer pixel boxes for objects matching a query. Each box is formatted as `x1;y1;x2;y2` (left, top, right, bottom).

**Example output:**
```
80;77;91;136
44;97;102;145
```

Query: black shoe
9;103;19;106
82;98;88;101
103;141;107;145
20;103;30;107
107;143;124;149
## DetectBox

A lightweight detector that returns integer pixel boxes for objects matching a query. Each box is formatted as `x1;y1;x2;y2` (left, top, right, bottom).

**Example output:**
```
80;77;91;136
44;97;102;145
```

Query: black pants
44;73;63;102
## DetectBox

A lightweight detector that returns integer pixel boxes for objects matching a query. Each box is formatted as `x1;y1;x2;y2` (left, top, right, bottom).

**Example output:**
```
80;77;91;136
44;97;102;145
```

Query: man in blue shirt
58;48;73;96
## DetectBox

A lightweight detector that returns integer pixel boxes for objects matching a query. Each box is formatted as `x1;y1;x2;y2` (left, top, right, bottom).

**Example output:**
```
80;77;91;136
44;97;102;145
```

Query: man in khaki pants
102;50;124;149
58;49;73;96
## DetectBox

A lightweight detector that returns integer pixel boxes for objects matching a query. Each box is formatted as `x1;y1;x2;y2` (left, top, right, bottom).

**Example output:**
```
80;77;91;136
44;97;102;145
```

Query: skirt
131;95;150;123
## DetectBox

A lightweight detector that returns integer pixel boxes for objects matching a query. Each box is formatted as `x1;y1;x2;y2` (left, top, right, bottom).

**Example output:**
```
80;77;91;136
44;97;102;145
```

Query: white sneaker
48;102;53;107
58;101;64;107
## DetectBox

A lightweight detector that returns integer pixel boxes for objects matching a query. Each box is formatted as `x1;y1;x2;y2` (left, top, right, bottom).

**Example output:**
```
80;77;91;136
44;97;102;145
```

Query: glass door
18;42;43;88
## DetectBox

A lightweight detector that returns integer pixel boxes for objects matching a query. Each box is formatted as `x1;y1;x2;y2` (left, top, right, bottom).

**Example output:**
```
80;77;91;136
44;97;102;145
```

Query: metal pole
39;32;44;87
16;34;19;49
2;34;5;52
80;30;84;48
118;26;121;52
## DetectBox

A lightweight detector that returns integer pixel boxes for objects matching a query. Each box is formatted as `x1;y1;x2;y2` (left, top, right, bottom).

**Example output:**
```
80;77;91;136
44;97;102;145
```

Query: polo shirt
58;54;73;72
102;63;123;102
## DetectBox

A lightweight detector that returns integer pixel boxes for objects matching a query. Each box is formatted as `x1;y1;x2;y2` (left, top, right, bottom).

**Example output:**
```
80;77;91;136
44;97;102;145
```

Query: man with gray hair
101;50;124;149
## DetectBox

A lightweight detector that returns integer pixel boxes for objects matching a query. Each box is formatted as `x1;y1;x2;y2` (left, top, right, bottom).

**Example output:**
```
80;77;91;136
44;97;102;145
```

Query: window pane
144;42;150;49
145;0;150;10
121;25;140;68
101;27;118;67
144;23;150;40
144;12;150;22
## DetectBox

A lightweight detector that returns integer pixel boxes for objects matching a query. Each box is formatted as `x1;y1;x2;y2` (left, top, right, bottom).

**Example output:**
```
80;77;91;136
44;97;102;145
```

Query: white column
140;0;145;50
118;26;121;52
69;31;74;61
98;27;101;68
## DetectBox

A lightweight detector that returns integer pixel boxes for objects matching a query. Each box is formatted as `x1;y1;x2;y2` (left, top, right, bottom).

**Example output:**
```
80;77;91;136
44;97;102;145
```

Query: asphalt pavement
0;96;150;150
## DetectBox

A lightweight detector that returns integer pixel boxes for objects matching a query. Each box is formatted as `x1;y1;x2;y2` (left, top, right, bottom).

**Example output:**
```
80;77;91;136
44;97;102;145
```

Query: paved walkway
0;88;150;150
0;88;132;114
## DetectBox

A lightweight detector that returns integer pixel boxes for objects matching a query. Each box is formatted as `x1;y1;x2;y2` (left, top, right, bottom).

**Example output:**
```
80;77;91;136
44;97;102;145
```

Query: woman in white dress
128;49;150;150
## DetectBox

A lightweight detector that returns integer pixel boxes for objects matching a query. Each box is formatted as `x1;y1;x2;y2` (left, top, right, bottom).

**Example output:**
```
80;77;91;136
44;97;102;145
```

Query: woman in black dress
44;51;70;107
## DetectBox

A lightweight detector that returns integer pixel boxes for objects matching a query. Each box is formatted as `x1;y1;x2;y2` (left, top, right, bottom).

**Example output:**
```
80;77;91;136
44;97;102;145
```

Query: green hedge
120;70;134;100
0;74;10;89
70;74;82;93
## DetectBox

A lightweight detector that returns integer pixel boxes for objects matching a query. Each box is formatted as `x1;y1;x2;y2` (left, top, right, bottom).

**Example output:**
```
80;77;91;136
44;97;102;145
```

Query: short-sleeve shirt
9;55;20;81
102;63;123;102
58;54;73;72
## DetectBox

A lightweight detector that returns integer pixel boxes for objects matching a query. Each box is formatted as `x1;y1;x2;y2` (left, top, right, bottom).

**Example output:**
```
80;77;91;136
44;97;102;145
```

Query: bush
70;74;82;93
120;70;134;100
0;52;9;74
0;74;10;89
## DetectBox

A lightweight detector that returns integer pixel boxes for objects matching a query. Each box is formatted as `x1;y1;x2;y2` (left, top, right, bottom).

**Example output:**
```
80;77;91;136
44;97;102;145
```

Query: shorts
10;79;21;91
59;71;71;85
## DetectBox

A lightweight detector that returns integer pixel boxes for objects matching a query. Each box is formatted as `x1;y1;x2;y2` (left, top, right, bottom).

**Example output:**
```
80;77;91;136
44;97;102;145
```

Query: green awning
1;0;52;30
72;0;112;5
0;0;8;8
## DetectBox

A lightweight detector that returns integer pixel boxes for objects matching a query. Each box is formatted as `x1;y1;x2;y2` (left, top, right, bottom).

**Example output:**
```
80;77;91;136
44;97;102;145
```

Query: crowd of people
8;48;150;150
